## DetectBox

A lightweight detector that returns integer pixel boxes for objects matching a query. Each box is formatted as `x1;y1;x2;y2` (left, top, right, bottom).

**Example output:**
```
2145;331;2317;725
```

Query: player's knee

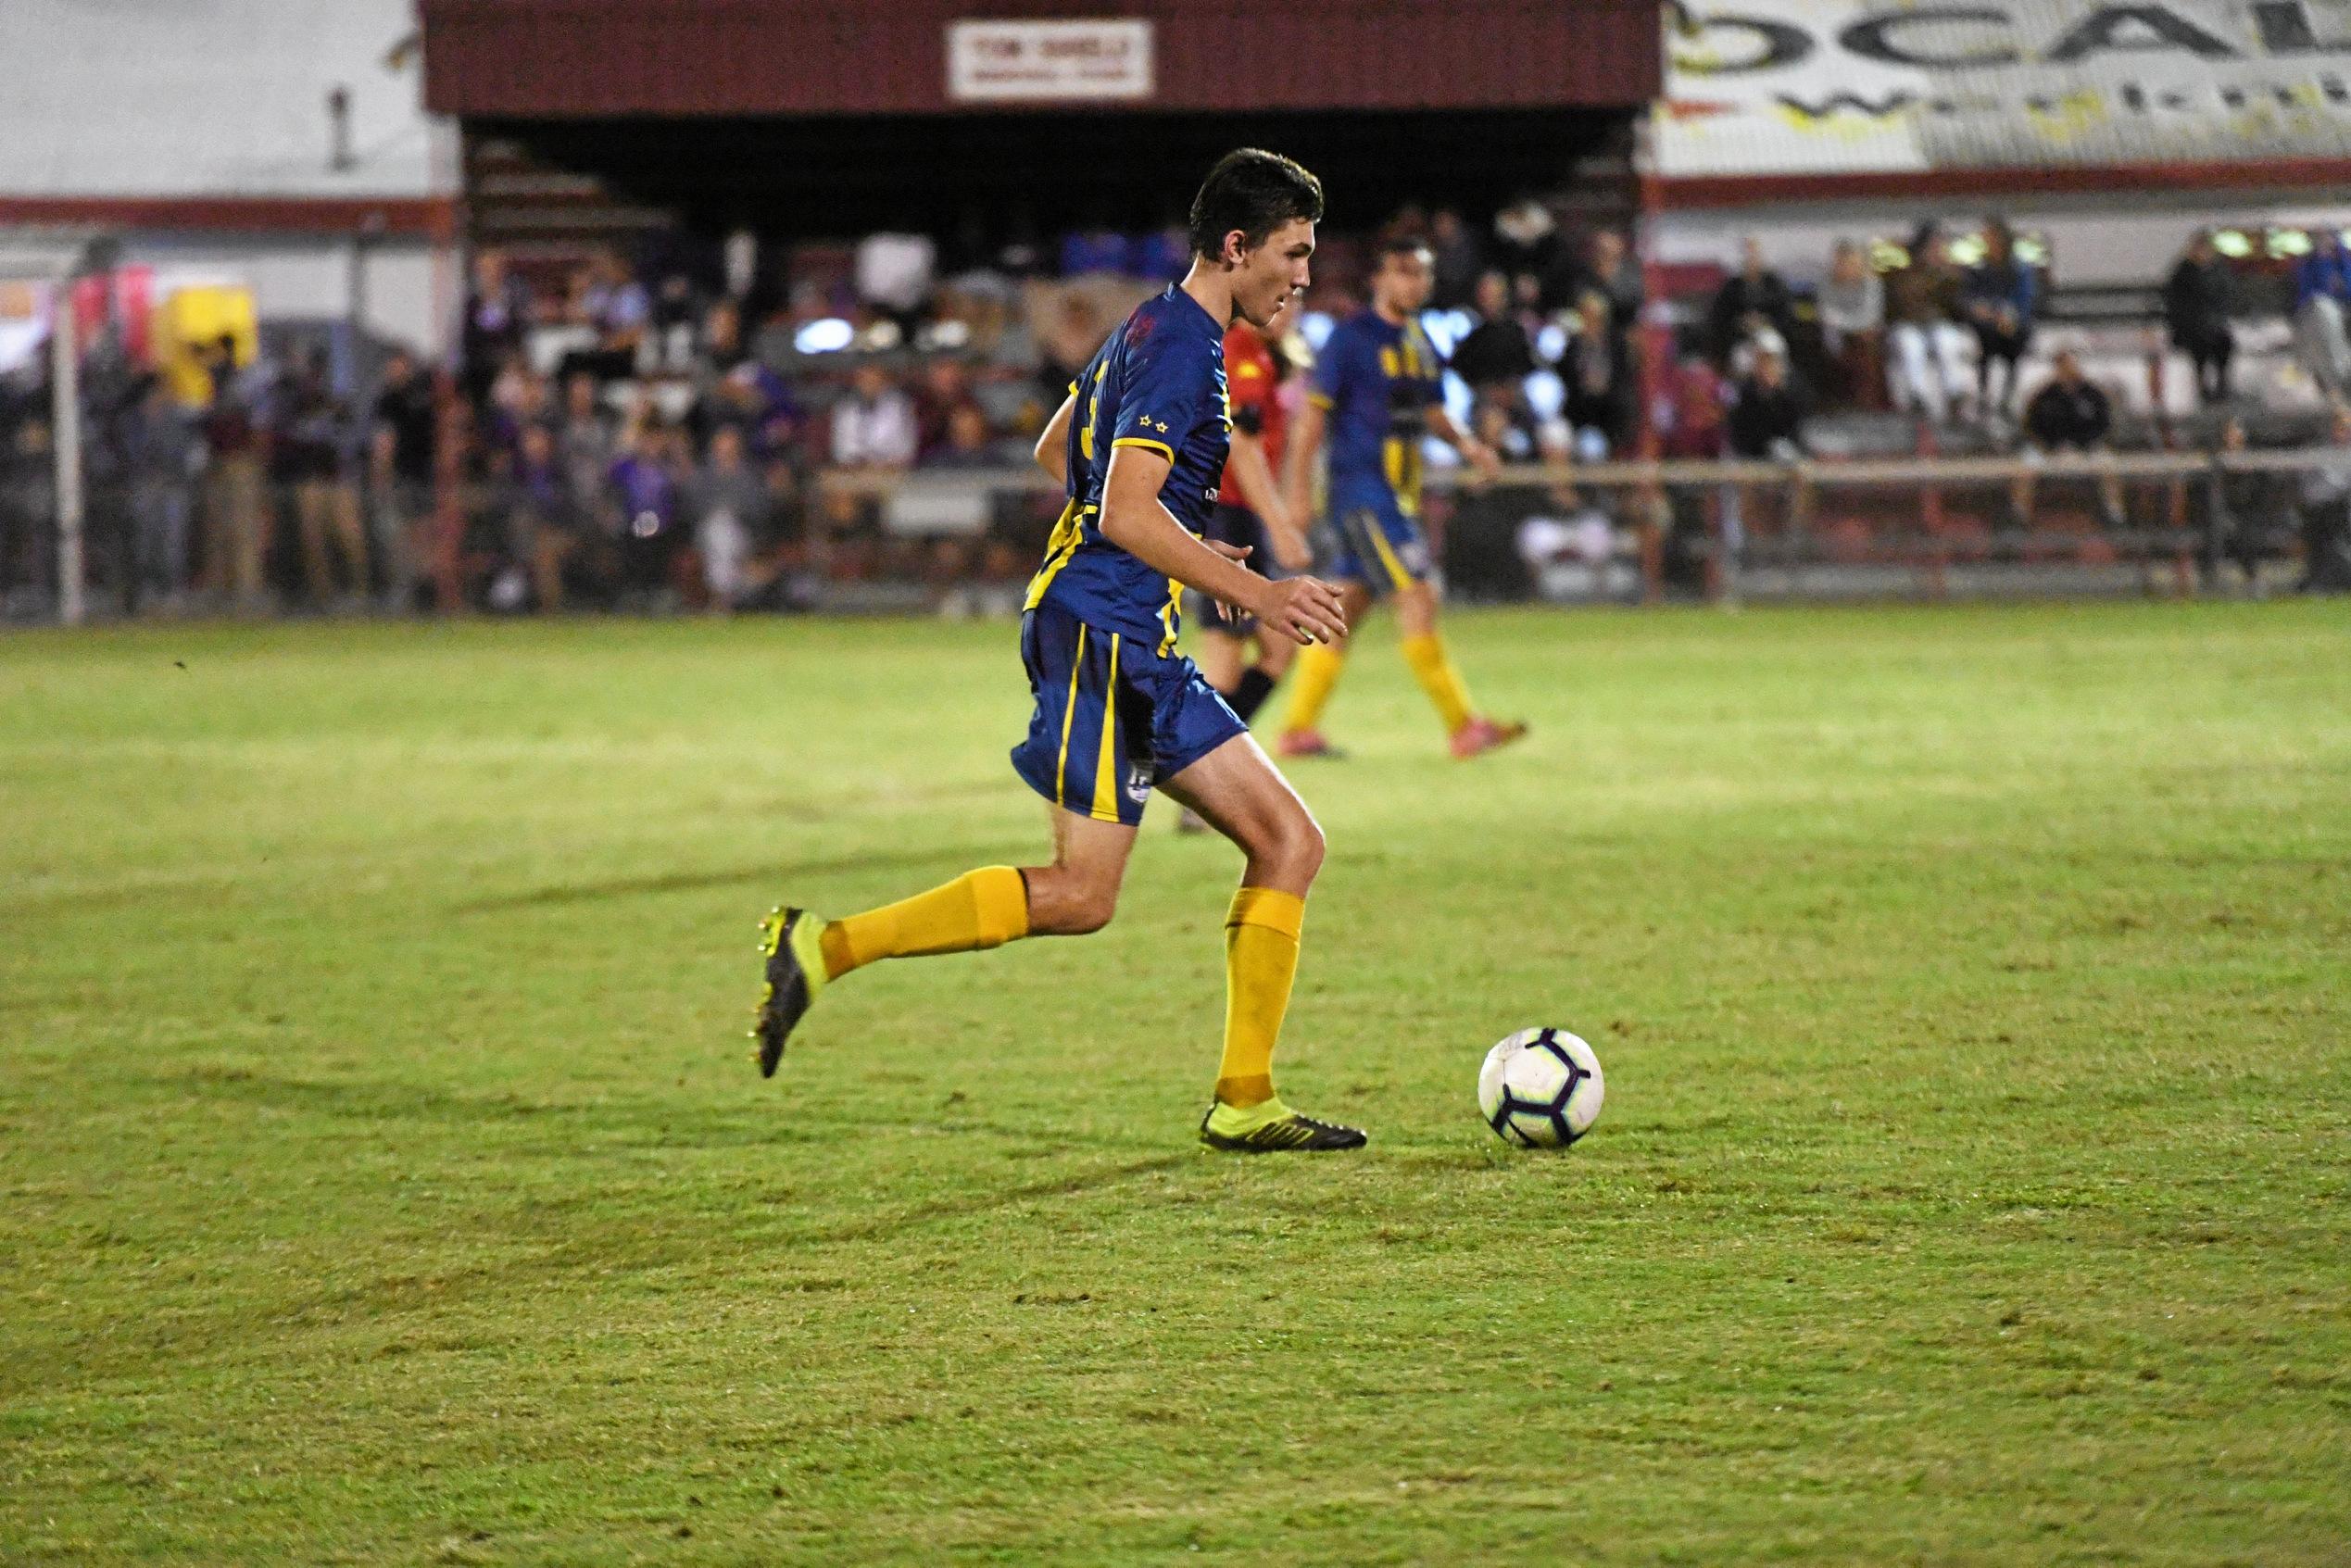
1050;881;1119;935
1294;816;1327;884
1060;890;1117;935
1027;863;1121;935
1262;809;1326;885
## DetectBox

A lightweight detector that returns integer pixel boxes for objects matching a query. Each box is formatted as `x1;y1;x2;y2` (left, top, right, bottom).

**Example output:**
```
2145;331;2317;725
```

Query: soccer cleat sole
751;906;813;1078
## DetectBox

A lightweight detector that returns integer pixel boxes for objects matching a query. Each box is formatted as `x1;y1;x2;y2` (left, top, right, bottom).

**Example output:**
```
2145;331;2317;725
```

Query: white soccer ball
1478;1027;1604;1148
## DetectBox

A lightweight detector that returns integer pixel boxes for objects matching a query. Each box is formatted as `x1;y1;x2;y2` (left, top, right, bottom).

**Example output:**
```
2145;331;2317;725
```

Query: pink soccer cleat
1450;716;1528;759
1276;728;1344;759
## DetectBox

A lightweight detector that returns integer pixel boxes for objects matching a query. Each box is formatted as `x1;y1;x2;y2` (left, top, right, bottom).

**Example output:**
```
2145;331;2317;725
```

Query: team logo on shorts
1125;762;1153;804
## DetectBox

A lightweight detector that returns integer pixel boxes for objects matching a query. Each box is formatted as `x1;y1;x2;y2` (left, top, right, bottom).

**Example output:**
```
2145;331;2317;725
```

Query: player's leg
1276;577;1369;757
1223;646;1284;727
1157;734;1364;1150
1188;600;1299;831
752;808;1135;1073
754;605;1142;1073
1399;583;1526;758
1228;624;1298;727
1176;625;1249;833
1351;496;1527;759
823;803;1135;965
1391;577;1490;751
1193;625;1245;695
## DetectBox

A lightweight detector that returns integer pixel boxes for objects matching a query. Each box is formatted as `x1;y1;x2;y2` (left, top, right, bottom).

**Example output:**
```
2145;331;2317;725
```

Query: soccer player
1275;236;1528;759
755;150;1367;1152
1175;315;1312;833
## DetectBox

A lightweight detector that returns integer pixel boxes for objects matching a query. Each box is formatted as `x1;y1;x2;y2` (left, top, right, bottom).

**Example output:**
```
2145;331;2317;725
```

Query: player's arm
1034;392;1075;485
1226;428;1310;570
1100;445;1343;645
1279;397;1326;537
1427;402;1501;482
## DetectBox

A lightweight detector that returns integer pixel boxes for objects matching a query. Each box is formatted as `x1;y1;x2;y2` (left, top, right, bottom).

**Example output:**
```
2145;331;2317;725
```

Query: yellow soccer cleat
1199;1097;1367;1152
751;906;829;1077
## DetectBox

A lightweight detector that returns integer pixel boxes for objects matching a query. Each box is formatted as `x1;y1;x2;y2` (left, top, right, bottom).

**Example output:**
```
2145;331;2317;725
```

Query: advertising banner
1658;0;2351;175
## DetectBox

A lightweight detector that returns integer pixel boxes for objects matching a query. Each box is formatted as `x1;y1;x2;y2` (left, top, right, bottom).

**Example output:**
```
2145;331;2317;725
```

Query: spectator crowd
6;202;2351;619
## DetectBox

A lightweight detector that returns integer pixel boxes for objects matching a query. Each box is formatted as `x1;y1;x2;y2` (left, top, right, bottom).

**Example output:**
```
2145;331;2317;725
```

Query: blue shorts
1325;475;1434;596
1010;600;1247;826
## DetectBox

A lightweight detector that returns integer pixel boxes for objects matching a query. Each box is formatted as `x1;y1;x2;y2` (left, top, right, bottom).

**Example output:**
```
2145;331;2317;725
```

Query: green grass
4;601;2348;1566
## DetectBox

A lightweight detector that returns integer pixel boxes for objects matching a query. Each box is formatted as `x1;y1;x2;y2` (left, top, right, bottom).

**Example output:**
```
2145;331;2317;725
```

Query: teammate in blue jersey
754;150;1368;1152
1276;236;1528;759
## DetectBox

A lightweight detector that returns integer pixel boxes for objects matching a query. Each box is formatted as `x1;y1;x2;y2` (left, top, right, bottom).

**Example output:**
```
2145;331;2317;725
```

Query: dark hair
1188;148;1324;261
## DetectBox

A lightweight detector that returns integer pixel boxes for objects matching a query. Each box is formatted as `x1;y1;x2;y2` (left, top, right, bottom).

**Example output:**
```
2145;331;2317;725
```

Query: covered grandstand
418;0;1657;245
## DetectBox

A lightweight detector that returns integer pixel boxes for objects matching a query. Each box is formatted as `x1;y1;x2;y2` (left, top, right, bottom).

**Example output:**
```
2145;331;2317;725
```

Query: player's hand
1201;538;1257;624
1254;575;1348;646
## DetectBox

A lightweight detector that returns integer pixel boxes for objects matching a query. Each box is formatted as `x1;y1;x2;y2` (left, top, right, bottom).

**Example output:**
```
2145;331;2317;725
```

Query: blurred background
6;0;2351;625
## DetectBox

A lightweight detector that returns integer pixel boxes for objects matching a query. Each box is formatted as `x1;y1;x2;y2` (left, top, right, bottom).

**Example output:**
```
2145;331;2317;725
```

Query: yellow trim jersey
1025;284;1231;653
1309;308;1443;517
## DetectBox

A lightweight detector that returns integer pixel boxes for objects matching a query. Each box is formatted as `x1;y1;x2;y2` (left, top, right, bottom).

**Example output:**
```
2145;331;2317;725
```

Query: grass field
5;601;2349;1565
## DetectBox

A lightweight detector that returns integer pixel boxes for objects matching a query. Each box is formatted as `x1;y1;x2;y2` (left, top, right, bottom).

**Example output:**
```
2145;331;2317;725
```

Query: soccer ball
1478;1027;1604;1148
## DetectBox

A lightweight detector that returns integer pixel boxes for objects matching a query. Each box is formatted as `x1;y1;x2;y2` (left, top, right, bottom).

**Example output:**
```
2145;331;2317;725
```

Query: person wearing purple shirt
608;423;683;599
610;440;676;533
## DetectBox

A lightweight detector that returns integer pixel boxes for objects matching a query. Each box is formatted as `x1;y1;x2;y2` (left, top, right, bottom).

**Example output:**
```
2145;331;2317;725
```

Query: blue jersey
1310;309;1444;515
1026;284;1231;653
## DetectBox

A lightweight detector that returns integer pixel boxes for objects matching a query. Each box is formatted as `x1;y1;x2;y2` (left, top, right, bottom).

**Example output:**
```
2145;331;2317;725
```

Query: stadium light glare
1524;368;1565;422
795;318;855;354
1419;307;1474;357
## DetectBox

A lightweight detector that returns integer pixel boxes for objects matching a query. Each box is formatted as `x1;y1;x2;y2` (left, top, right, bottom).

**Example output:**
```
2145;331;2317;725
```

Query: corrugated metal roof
420;0;1660;119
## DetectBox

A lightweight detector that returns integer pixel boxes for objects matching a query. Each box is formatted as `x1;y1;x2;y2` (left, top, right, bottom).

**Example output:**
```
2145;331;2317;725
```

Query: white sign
948;19;1154;103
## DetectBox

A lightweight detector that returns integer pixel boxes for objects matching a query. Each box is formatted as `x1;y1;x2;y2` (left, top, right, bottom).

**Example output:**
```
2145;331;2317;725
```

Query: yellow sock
819;866;1029;979
1280;643;1347;734
1400;632;1475;734
1216;886;1305;1108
